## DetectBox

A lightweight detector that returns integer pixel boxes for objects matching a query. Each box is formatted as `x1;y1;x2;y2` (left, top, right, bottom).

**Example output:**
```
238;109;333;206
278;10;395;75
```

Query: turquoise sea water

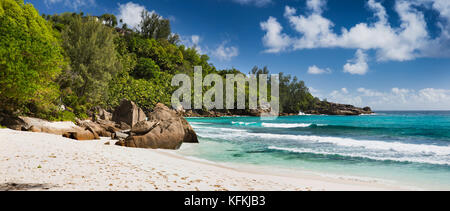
181;111;450;190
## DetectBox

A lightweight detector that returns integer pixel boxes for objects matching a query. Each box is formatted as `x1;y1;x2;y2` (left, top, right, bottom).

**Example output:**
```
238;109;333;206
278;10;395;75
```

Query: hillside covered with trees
0;0;368;121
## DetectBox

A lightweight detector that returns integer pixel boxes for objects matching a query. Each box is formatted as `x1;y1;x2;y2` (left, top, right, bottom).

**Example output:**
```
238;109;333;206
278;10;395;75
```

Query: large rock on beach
117;103;198;150
1;116;81;135
0;115;28;131
112;99;146;128
77;120;114;137
0;114;101;141
63;129;100;141
91;106;113;121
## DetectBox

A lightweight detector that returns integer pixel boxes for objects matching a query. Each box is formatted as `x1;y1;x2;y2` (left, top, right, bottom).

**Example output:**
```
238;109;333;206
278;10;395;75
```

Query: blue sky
27;0;450;110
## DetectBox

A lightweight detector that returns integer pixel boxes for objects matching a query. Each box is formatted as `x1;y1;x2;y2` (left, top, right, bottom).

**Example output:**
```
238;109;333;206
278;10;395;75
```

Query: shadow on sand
0;183;55;191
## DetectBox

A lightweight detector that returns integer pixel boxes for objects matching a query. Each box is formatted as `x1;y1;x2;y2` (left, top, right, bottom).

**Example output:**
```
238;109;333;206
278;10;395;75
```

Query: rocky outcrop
116;103;198;150
183;109;255;117
112;99;146;128
148;103;198;144
0;114;101;141
305;103;373;116
179;117;198;143
181;103;373;117
1;116;81;135
0;114;28;131
77;120;117;137
90;106;113;121
131;121;160;135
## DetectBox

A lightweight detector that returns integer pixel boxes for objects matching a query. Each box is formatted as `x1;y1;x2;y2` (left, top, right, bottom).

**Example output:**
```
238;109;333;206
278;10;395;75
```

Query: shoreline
0;129;411;191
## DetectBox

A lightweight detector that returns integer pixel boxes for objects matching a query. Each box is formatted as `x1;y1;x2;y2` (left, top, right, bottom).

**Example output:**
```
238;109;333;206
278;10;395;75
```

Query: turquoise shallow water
181;111;450;190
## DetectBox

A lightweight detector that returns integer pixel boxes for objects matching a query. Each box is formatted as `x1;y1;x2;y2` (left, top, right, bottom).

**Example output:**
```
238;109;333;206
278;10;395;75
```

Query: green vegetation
0;0;64;117
59;14;121;111
0;0;323;120
279;73;320;113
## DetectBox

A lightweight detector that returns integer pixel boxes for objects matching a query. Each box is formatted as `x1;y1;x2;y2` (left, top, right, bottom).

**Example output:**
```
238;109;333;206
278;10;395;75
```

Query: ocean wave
360;113;378;116
189;122;212;125
256;133;450;156
197;126;450;156
193;125;247;133
262;123;313;128
231;121;258;126
268;146;450;166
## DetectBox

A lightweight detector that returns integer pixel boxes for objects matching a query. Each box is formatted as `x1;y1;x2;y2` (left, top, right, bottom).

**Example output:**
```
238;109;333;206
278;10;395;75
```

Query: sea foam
267;146;450;166
255;133;450;156
261;123;312;128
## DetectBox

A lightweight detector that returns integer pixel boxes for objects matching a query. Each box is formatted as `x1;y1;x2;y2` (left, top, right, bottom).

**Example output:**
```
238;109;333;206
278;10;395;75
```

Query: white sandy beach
0;128;407;191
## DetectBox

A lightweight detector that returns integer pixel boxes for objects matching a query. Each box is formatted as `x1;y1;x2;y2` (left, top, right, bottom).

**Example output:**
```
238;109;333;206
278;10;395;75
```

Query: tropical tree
0;0;64;114
132;58;161;80
60;15;121;106
100;13;118;27
139;10;172;40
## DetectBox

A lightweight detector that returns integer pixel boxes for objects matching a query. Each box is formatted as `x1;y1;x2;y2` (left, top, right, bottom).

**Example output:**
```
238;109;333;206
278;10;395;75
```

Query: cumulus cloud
117;2;151;30
44;0;95;10
306;0;327;14
329;88;363;106
181;36;239;61
181;35;204;54
325;87;450;110
343;49;369;75
357;88;384;97
261;0;450;63
307;65;331;74
232;0;272;7
213;42;240;61
260;17;291;53
191;35;200;45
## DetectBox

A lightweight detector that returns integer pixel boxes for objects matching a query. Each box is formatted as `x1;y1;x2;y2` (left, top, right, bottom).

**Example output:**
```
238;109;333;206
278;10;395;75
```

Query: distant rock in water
112;99;147;128
305;103;373;116
181;103;372;117
116;103;199;150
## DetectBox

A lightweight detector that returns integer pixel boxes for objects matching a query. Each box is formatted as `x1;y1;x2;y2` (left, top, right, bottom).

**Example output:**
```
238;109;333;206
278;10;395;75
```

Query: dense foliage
59;14;121;107
0;0;64;117
0;0;323;120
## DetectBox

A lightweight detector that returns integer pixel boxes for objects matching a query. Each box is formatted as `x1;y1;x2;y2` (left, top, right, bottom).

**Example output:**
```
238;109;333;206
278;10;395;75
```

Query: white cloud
232;0;272;7
357;88;384;97
45;0;95;10
181;35;204;54
306;0;327;14
260;17;291;53
261;0;450;62
117;2;151;30
329;88;363;106
191;35;200;45
284;5;336;49
307;65;331;74
343;49;369;75
182;37;239;61
324;87;450;110
309;87;321;95
213;42;239;61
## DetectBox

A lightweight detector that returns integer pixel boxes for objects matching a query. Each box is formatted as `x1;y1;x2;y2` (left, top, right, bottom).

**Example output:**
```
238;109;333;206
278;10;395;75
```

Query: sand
0;129;408;191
